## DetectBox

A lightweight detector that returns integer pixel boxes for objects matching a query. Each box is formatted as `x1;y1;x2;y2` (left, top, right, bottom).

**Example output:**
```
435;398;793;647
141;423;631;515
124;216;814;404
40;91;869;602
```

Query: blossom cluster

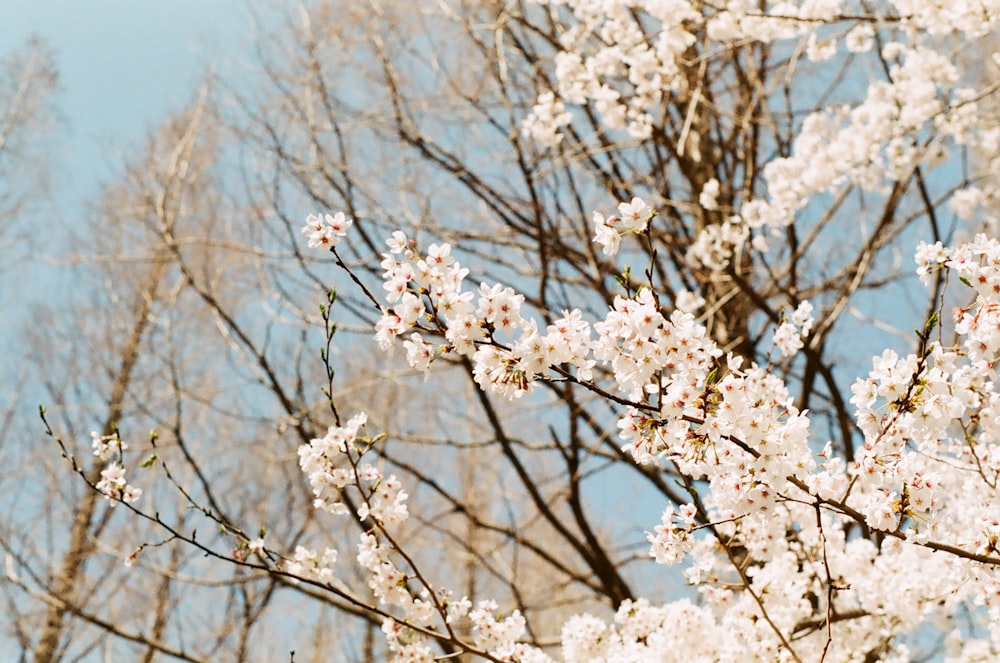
298;412;412;527
91;429;126;460
293;407;553;661
772;301;814;358
523;0;998;275
91;430;142;504
839;235;1000;543
95;461;142;504
592;196;654;256
282;545;338;584
374;228;599;398
296;213;1000;660
301;212;353;249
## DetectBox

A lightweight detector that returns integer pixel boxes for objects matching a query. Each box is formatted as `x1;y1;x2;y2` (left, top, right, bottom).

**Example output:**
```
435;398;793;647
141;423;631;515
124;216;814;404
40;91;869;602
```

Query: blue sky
1;0;250;201
0;0;264;381
0;1;269;446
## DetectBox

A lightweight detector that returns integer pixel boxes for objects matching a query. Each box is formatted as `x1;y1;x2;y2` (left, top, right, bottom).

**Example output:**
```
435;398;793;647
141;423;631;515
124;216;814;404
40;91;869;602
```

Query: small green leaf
705;367;719;386
141;454;158;468
613;265;632;292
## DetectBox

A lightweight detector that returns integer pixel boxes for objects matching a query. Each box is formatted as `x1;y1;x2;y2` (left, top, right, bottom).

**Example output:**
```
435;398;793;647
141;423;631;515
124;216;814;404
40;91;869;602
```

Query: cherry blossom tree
35;0;1000;661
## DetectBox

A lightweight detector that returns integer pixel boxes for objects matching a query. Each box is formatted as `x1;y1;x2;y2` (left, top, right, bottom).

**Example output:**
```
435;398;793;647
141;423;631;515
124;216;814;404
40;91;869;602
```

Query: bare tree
0;34;59;657
0;35;57;516
0;36;57;253
5;88;312;661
